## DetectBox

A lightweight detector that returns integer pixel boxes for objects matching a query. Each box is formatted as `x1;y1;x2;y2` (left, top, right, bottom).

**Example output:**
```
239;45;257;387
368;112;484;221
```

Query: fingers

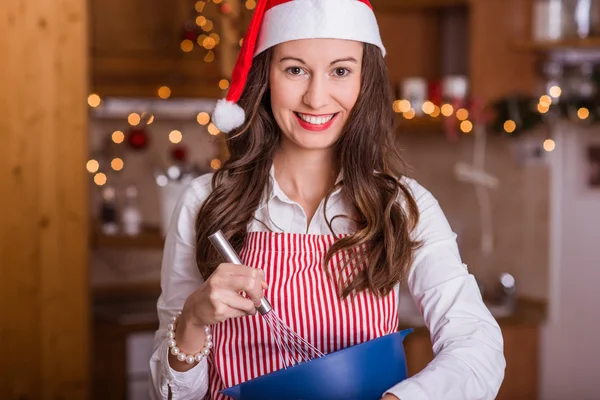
220;291;257;316
215;263;267;305
219;263;266;282
214;274;265;307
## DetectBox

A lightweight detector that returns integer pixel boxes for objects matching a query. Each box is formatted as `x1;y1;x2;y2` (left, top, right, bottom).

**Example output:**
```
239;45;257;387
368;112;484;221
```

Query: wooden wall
0;0;90;398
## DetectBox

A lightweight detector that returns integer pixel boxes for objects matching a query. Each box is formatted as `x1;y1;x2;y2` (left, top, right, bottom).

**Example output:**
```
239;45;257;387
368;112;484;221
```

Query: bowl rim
220;328;414;396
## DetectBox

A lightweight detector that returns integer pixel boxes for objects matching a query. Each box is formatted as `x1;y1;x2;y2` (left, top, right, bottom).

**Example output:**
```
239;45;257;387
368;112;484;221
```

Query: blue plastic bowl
220;328;413;400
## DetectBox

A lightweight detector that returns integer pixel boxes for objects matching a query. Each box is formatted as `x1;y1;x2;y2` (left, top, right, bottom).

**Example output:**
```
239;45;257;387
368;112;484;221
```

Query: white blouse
149;165;506;400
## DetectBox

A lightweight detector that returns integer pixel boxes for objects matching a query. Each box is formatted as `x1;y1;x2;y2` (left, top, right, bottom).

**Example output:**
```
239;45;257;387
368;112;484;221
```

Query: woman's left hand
380;395;400;400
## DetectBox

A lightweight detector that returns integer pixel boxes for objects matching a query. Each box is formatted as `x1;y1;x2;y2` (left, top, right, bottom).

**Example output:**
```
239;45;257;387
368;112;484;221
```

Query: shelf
397;115;446;133
91;226;165;249
373;0;468;12
514;37;600;52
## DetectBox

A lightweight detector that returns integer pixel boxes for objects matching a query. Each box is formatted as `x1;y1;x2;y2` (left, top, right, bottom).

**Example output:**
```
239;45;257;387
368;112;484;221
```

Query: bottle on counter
121;185;142;236
100;185;119;236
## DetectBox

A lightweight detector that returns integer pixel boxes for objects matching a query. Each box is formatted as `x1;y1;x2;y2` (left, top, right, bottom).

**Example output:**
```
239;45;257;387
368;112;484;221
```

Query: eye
333;67;350;77
286;67;305;76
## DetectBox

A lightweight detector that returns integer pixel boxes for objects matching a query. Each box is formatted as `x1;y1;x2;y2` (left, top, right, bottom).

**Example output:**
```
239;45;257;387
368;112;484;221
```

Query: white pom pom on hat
211;0;386;133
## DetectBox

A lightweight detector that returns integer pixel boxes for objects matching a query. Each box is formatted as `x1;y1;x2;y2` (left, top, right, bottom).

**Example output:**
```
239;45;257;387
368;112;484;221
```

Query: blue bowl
221;328;413;400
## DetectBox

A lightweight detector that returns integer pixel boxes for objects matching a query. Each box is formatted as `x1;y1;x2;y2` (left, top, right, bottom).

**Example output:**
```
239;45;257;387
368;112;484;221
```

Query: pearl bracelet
167;311;213;364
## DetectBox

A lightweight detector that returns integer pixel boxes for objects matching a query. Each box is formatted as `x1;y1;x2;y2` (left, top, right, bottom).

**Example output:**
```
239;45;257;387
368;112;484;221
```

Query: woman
149;0;506;399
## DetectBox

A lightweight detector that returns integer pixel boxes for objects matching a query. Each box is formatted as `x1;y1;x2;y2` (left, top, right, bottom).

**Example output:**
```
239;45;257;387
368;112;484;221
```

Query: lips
294;112;339;132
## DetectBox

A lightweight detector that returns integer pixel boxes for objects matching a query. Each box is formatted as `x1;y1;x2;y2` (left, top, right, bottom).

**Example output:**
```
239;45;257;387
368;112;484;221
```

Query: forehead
273;38;363;62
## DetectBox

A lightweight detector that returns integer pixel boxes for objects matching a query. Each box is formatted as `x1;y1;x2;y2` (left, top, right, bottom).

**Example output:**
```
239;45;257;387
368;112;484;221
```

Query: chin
289;130;341;151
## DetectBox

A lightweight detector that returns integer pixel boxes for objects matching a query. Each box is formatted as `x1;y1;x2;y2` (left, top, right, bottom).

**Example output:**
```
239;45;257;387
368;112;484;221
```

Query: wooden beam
0;0;90;398
372;0;468;12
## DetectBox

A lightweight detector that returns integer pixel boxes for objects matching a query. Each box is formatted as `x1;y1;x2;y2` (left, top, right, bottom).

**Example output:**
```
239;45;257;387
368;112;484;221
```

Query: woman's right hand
169;263;267;371
183;262;268;328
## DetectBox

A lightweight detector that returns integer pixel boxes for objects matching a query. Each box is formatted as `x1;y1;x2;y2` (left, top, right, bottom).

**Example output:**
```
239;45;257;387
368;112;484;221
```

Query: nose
302;74;329;111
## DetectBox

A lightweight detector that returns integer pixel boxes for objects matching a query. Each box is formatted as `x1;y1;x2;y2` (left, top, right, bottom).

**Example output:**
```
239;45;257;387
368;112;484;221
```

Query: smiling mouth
294;112;338;125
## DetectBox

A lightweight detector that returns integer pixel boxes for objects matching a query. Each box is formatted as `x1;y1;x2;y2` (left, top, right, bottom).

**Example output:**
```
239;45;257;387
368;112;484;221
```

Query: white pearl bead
167;339;176;348
186;355;195;364
206;341;213;349
167;324;174;331
204;326;211;333
166;331;175;339
195;353;204;362
170;346;180;355
206;334;212;341
177;352;187;362
202;348;209;356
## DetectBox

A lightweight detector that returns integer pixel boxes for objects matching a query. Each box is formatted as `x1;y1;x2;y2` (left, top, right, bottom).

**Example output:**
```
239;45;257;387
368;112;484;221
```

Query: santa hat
211;0;386;133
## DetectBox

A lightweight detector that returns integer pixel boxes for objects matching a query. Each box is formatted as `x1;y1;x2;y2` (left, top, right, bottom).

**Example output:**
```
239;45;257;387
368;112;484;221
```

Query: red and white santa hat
211;0;386;133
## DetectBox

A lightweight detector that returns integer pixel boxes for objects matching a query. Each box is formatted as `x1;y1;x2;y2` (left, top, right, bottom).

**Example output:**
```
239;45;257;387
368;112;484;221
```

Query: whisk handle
208;230;272;315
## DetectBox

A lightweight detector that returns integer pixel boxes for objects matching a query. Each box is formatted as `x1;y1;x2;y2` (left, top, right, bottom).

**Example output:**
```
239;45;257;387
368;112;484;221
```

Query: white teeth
298;113;334;125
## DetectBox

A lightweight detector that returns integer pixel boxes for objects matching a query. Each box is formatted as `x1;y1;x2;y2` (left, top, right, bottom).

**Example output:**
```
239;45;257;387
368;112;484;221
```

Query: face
269;38;363;151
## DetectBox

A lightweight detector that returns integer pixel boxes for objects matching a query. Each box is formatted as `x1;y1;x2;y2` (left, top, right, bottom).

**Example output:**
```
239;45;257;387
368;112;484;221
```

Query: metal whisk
209;230;325;368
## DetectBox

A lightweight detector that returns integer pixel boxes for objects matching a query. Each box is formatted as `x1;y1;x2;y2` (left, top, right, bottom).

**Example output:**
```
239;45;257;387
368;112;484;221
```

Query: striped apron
207;231;399;399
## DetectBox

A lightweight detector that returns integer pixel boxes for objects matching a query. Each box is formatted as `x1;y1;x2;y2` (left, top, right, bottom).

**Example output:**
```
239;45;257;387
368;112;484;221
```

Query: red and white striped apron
206;231;399;400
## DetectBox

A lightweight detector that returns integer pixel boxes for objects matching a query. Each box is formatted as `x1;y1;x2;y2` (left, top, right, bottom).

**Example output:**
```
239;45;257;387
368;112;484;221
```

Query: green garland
487;93;600;137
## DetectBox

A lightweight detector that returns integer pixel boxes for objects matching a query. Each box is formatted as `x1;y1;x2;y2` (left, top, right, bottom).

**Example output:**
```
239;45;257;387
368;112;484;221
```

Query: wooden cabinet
373;0;536;106
402;299;545;400
89;0;247;98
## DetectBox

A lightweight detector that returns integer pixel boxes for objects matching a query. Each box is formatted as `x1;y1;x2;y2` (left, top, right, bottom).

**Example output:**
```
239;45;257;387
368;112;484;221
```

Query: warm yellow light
145;114;155;125
422;101;435;115
538;103;549;113
212;0;222;3
208;122;221;135
393;99;411;113
158;86;171;99
245;0;256;10
203;37;216;49
88;94;101;108
128;113;141;126
111;158;124;171
181;39;194;52
430;105;441;118
504;120;516;133
403;109;416;120
209;33;220;45
544;139;556;152
94;173;107;186
539;95;552;107
204;51;215;63
197;112;210;125
169;130;183;144
219;79;229;90
239;38;244;47
112;130;124;144
197;34;208;46
549;86;562;98
441;104;454;117
195;1;206;12
196;16;207;27
210;159;222;169
201;20;214;32
460;120;473;133
86;159;99;173
456;108;469;121
578;107;590;119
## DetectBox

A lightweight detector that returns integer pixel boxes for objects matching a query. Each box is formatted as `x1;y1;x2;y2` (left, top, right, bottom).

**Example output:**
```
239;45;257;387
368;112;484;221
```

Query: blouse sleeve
149;174;214;400
384;179;506;400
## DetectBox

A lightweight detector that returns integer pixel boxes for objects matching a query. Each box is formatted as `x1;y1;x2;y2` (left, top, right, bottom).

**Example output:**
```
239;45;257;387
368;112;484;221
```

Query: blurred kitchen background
2;0;600;399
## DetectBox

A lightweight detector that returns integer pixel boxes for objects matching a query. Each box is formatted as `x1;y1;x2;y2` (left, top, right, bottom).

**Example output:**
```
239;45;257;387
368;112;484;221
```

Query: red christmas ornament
221;3;232;14
171;145;187;162
127;128;149;150
183;30;198;41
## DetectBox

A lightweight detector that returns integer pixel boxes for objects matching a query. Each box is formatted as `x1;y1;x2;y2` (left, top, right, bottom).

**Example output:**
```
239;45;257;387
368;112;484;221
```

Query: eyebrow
279;56;359;65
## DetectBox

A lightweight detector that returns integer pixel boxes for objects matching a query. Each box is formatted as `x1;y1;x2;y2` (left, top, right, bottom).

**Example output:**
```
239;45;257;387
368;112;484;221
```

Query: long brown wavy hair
196;43;422;299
